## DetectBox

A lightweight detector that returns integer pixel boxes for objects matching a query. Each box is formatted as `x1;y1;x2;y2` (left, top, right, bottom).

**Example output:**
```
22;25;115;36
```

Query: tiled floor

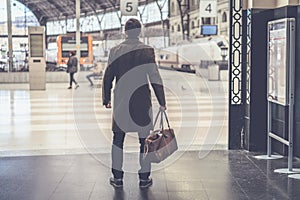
0;70;228;156
3;70;298;199
0;150;300;200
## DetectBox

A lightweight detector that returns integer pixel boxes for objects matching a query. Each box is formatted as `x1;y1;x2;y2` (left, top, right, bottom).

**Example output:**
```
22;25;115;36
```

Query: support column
76;0;80;69
6;0;13;72
229;0;244;149
176;0;190;40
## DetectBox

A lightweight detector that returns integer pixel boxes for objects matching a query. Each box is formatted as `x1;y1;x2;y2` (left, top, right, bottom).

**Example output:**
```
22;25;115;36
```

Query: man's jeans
112;131;151;180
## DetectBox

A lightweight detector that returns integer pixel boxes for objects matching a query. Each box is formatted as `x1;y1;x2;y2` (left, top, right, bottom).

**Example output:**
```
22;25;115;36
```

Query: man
102;18;166;189
86;62;103;86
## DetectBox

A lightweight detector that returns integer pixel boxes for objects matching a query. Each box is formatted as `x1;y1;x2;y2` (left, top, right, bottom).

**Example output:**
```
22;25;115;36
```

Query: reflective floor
0;70;300;199
0;70;228;156
1;150;300;200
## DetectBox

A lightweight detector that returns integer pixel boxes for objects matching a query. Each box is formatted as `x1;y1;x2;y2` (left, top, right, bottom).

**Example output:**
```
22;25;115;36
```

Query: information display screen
201;25;217;36
267;18;295;106
30;34;43;57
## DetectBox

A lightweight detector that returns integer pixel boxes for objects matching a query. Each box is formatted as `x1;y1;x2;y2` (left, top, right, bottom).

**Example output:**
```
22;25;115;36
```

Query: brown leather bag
143;110;178;163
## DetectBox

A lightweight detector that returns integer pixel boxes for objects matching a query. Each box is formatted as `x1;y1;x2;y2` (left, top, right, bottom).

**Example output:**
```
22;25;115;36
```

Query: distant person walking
66;51;79;89
102;18;166;189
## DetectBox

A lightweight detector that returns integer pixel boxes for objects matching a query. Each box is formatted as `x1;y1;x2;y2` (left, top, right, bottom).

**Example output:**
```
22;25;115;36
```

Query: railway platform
0;70;299;199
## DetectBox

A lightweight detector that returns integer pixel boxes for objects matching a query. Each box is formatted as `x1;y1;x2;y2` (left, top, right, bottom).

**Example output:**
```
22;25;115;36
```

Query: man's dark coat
102;38;166;136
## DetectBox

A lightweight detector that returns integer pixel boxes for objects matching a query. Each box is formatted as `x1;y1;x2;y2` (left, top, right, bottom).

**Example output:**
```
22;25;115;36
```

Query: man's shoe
110;177;123;188
139;178;153;189
75;84;79;89
67;86;72;89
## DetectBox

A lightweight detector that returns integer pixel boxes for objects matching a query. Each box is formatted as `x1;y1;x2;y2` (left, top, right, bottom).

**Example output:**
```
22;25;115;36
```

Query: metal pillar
76;0;80;70
228;0;244;149
176;0;190;41
6;0;13;72
155;0;168;47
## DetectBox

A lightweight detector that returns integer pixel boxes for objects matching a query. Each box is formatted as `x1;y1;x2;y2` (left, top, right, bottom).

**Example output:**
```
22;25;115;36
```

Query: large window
171;2;175;13
191;0;195;6
202;18;211;25
222;12;227;22
0;0;39;36
46;1;169;35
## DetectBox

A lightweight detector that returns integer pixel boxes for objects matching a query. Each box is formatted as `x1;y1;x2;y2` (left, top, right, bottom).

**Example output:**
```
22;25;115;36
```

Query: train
56;34;93;69
46;34;94;71
155;37;227;73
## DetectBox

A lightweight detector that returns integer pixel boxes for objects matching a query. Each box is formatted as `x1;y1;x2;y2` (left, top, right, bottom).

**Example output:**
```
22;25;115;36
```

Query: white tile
0;71;229;156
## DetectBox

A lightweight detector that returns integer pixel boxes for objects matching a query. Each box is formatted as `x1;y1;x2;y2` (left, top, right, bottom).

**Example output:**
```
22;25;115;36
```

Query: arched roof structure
16;0;154;25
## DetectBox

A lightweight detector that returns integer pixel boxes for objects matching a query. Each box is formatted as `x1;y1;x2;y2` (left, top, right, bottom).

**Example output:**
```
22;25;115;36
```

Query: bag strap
153;109;171;131
153;110;160;128
163;111;171;130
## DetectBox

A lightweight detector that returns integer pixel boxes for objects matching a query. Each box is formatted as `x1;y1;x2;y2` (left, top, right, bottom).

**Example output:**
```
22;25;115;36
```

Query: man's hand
105;103;112;108
160;105;167;111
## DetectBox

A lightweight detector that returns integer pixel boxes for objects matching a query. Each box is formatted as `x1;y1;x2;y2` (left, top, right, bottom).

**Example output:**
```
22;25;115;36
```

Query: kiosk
28;26;46;90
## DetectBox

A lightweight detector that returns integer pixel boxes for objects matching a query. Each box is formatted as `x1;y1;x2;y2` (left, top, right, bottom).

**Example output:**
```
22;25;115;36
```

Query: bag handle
153;109;171;131
163;111;171;130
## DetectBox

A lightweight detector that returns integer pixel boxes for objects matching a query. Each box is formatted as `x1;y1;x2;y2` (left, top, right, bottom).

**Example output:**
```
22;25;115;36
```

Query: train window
177;24;181;32
81;51;88;57
62;51;69;58
160;55;168;60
